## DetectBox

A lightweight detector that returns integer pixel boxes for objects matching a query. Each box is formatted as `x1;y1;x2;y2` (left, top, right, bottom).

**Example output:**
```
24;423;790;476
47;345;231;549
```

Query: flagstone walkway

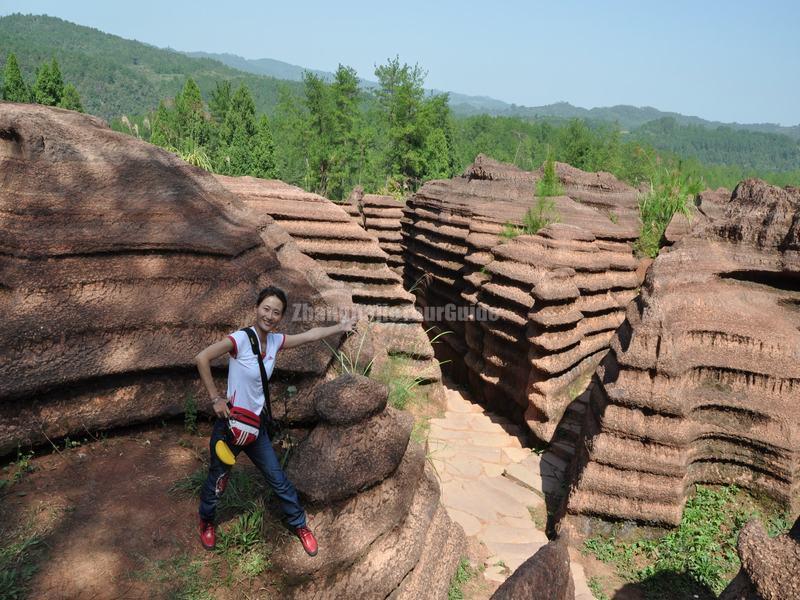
427;384;593;599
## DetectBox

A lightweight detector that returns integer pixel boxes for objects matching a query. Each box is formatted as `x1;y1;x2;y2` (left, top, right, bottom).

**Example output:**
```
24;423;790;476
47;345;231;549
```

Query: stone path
427;384;593;599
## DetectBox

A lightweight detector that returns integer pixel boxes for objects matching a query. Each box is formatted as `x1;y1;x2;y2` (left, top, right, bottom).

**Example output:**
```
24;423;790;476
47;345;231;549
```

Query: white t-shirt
226;327;285;417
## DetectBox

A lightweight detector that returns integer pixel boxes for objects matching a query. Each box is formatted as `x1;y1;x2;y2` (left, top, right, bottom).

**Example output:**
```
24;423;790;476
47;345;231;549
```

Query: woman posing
194;285;356;556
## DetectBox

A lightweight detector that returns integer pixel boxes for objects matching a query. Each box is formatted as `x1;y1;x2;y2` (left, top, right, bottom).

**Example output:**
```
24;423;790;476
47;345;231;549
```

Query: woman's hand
338;315;358;334
212;397;230;419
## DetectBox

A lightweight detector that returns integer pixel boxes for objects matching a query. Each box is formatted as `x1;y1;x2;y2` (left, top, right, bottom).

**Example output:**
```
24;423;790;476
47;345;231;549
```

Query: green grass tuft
634;161;702;258
501;197;560;241
587;576;610;600
536;154;564;197
324;320;375;377
0;527;43;600
184;393;198;435
582;485;792;599
522;197;560;234
500;221;521;239
447;558;475;600
133;554;214;600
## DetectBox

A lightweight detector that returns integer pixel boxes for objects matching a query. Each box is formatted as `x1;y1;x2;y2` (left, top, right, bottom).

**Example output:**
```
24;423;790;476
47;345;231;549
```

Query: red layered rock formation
403;156;641;443
0;104;463;599
216;176;442;387
0;104;344;454
347;186;405;274
215;176;419;324
275;374;465;599
565;180;800;526
664;187;729;245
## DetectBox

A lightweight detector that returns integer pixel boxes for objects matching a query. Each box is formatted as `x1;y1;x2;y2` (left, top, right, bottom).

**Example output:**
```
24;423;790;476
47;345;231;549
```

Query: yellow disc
215;440;236;466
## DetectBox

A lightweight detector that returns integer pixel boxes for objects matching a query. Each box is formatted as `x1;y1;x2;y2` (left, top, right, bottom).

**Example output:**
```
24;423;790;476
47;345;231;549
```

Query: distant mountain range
188;50;800;140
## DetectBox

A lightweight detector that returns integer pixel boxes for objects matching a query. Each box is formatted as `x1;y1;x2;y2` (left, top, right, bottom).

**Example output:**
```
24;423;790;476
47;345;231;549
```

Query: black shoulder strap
242;328;274;425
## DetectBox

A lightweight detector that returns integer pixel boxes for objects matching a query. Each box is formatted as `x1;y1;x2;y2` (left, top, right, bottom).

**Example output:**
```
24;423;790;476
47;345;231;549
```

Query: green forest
2;52;83;110
0;13;301;119
110;68;800;199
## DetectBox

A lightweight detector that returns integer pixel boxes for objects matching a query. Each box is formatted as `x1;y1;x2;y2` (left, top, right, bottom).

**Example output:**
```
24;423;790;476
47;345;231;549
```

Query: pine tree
374;57;427;190
559;119;593;170
2;53;30;102
32;58;64;106
175;78;208;147
209;80;232;123
251;115;277;179
328;65;362;200
150;100;179;148
216;84;258;175
422;129;451;179
272;85;310;187
536;148;564;197
301;72;334;195
419;93;456;180
58;83;84;112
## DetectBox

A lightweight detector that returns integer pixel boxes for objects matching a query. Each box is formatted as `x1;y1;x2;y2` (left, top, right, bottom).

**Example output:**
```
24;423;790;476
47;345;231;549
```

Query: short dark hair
256;285;288;313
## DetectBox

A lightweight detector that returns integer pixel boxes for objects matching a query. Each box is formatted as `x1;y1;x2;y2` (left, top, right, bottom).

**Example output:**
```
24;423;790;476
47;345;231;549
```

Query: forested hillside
0;13;300;119
632;117;800;171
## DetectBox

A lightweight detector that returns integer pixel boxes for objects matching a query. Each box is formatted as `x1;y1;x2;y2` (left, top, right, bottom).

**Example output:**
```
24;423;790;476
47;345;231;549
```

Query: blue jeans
198;419;306;528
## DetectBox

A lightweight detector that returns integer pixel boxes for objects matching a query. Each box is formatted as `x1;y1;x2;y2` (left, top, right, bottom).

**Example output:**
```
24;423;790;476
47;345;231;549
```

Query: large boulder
719;516;800;600
275;440;425;581
313;373;387;425
0;104;342;454
275;374;466;598
490;535;575;600
286;407;413;504
565;180;800;526
288;469;442;598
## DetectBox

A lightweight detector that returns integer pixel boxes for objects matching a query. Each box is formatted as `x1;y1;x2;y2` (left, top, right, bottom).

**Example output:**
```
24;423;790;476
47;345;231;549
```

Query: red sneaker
296;525;318;556
199;519;216;551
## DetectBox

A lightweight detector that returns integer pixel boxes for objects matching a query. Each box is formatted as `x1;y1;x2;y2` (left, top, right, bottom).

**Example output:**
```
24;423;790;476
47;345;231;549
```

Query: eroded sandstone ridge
402;155;642;444
0;104;349;454
565;180;800;526
215;175;442;390
0;105;463;599
347;186;405;274
274;374;465;599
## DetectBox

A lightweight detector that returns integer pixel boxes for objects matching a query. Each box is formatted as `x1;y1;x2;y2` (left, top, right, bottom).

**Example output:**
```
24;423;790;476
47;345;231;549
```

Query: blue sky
2;0;798;125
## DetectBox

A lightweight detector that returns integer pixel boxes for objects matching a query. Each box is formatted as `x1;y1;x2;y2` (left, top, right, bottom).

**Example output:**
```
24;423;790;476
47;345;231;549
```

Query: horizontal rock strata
348;187;406;274
565;180;800;526
403;155;641;441
217;176;442;388
0;104;343;454
275;374;465;599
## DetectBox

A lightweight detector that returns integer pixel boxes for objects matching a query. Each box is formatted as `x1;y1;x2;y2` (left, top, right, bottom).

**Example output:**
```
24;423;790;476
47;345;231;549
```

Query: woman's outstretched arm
282;316;358;350
195;338;235;418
